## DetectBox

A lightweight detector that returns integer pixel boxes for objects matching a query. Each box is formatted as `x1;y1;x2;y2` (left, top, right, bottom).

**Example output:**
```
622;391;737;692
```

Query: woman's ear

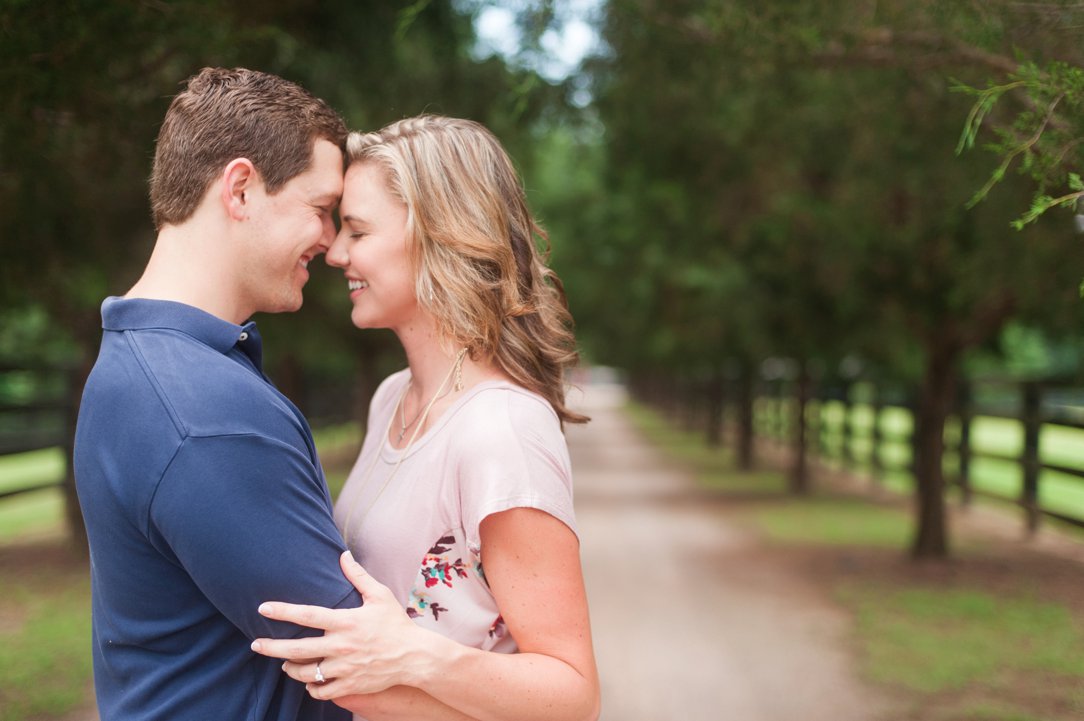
220;158;257;221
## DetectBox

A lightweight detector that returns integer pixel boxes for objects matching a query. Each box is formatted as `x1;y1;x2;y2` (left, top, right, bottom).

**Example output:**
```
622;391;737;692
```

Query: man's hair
149;67;347;230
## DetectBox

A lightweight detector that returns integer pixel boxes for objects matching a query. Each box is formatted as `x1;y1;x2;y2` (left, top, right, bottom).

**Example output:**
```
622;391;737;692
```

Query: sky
472;0;603;83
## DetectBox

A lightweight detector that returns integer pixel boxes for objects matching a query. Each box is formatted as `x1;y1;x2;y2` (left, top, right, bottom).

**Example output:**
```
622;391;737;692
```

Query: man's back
75;297;358;721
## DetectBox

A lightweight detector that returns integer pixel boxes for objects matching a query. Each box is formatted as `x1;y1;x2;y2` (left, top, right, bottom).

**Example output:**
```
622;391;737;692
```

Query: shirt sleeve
148;433;362;640
457;391;578;553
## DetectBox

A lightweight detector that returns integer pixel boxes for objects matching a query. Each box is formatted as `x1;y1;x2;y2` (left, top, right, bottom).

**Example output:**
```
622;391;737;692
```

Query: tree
577;0;1084;558
0;0;563;549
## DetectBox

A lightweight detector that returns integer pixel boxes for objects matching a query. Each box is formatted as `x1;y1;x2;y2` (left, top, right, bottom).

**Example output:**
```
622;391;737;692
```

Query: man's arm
149;433;361;639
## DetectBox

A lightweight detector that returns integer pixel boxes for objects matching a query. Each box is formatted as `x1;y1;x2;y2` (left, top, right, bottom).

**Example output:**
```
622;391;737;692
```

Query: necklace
397;349;468;441
342;348;468;546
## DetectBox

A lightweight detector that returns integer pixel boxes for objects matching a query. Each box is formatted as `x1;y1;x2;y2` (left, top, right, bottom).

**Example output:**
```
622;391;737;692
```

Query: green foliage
0;0;568;434
956;59;1084;228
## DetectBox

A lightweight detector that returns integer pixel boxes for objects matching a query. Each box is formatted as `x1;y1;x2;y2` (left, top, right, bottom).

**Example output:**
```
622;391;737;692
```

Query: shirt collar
101;297;262;364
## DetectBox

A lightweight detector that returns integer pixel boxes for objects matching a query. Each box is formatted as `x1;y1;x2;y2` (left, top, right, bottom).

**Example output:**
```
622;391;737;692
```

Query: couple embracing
74;67;600;721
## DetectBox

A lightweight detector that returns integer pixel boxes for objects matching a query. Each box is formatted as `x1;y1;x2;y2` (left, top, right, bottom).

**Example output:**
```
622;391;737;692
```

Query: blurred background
3;1;1084;720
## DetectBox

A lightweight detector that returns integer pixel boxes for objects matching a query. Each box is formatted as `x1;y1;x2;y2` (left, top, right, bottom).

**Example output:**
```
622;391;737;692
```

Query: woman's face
327;161;418;331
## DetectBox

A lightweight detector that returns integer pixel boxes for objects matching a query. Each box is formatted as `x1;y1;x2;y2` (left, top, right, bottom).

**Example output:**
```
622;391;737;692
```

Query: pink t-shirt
333;369;577;653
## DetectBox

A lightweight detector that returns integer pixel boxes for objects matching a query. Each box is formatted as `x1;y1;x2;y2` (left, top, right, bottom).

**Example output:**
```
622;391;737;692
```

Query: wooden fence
0;361;362;505
0;361;77;501
753;376;1084;533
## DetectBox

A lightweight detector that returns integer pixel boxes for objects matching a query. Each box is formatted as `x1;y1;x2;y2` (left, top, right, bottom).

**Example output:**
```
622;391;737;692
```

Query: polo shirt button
238;331;249;342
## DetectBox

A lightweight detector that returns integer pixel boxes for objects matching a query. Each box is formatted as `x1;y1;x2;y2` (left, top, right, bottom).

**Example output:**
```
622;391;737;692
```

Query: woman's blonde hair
347;115;587;426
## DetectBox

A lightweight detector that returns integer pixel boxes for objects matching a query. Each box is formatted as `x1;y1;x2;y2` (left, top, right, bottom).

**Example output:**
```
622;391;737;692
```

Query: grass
842;585;1084;692
627;400;1084;721
842;583;1084;721
0;489;65;543
624;402;788;494
752;496;914;548
0;447;64;495
0;557;93;721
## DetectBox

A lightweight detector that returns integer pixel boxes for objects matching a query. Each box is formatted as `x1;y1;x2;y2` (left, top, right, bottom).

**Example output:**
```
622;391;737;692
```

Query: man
74;67;360;721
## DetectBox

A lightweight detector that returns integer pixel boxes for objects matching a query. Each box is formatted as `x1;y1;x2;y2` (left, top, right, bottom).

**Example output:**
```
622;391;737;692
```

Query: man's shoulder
88;326;299;442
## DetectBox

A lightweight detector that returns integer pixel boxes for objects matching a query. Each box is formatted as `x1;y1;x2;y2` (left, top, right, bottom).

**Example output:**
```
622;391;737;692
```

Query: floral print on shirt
406;535;470;622
406;532;504;641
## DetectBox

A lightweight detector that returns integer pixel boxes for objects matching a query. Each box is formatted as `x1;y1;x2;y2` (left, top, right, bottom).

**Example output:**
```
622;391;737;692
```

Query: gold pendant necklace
342;348;469;547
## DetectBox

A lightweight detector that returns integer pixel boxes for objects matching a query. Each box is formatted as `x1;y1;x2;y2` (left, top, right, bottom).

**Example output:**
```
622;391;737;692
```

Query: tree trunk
274;352;306;414
353;359;381;434
705;370;725;448
63;357;93;556
789;363;812;495
737;367;755;471
910;346;959;559
681;379;699;432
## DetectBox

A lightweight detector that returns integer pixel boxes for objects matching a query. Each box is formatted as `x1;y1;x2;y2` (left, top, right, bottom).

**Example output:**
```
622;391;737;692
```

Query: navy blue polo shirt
74;297;360;721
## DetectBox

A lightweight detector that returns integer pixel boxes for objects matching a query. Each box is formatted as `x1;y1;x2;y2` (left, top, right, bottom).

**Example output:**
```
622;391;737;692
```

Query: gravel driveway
568;382;894;721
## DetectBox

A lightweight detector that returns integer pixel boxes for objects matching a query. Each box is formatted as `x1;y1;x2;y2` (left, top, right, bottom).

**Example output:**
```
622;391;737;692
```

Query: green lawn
0;570;93;721
0;447;64;494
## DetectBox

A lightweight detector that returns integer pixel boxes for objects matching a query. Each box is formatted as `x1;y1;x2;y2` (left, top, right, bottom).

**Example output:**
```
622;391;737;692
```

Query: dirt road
568;382;893;721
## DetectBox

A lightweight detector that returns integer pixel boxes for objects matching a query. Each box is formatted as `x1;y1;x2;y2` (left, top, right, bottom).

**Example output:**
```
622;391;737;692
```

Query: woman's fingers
257;600;341;630
250;635;327;661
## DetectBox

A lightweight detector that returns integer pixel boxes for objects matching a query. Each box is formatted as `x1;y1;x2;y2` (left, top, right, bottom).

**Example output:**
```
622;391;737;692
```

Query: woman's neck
394;321;510;402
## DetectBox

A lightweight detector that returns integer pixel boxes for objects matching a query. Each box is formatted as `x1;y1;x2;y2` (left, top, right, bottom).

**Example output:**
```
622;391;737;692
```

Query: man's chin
257;294;305;315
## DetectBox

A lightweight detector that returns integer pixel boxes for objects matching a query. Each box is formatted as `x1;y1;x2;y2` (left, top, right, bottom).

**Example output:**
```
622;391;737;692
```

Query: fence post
957;379;973;508
841;380;854;469
1021;381;1042;535
870;382;884;487
776;379;787;441
815;388;828;458
907;389;921;482
737;367;755;471
789;363;812;495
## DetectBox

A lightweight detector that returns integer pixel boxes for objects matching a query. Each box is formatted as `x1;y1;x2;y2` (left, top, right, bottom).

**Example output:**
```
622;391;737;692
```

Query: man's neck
126;223;250;325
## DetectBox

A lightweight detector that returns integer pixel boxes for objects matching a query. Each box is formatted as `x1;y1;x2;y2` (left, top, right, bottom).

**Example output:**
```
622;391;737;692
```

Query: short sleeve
456;391;577;553
149;434;362;640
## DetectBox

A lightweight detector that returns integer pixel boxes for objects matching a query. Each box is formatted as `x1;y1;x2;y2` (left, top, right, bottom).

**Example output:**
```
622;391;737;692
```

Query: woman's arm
251;508;600;721
332;686;478;721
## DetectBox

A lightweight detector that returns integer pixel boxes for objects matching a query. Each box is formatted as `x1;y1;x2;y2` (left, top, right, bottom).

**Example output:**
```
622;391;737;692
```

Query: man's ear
220;158;258;221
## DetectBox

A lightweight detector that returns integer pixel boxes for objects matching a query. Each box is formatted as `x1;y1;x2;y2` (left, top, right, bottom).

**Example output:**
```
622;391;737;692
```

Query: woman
251;115;600;721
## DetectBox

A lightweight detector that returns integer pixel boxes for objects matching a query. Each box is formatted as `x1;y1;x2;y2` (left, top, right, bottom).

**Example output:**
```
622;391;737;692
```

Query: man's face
239;139;343;316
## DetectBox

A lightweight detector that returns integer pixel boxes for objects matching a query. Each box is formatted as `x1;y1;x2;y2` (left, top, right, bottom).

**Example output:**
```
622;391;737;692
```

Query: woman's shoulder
461;381;559;426
447;381;564;455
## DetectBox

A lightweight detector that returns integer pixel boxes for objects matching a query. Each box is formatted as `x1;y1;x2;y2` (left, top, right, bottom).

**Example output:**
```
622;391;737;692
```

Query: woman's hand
251;551;442;700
